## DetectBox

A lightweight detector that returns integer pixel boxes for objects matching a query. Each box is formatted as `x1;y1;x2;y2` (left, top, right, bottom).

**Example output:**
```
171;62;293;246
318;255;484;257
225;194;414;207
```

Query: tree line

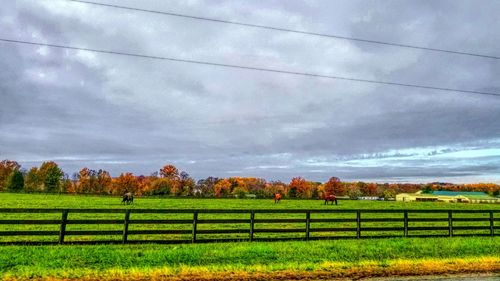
0;159;499;199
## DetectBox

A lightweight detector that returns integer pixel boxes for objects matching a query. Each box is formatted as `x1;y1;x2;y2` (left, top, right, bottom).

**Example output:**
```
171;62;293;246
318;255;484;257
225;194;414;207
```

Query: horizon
1;1;500;184
8;159;500;185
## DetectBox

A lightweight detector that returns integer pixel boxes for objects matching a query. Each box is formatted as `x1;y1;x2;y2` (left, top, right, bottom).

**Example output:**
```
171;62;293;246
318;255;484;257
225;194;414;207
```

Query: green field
3;192;500;210
0;193;499;243
1;237;500;280
0;193;499;280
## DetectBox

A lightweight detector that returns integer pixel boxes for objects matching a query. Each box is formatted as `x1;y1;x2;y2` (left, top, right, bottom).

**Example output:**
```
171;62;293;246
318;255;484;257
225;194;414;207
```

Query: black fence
0;208;498;245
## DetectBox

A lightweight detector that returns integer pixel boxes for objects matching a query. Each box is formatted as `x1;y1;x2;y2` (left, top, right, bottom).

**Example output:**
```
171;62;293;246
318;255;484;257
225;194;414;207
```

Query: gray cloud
1;0;500;183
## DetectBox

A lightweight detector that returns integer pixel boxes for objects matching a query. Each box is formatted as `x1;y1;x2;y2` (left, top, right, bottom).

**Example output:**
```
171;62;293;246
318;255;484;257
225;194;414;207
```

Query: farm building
396;190;500;203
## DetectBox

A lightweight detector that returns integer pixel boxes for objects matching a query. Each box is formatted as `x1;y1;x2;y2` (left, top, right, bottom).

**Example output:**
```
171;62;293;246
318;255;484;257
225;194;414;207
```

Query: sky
1;0;500;183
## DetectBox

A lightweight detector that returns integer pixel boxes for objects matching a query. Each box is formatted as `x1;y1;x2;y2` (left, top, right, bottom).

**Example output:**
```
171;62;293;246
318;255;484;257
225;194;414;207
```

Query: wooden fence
0;208;498;245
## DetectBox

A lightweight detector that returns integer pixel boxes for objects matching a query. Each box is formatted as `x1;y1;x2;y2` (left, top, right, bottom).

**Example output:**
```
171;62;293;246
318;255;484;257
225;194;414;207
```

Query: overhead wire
1;38;499;97
67;0;500;60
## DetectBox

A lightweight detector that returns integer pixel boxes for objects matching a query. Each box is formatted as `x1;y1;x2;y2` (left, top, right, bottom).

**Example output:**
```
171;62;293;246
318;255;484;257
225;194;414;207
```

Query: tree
195;177;219;197
346;184;362;199
60;173;73;193
214;178;232;197
38;161;63;192
76;167;94;193
112;172;139;195
324;177;344;196
0;160;21;191
96;169;112;194
360;182;378;196
264;181;288;198
179;171;195;196
149;178;175;196
160;164;179;179
24;167;42;192
6;170;24;192
289;177;309;198
382;189;396;200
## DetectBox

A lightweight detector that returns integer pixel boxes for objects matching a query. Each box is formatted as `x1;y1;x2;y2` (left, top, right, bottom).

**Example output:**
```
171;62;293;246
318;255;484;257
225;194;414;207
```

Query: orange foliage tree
288;177;309;198
111;172;139;195
160;164;179;179
214;178;232;197
323;177;344;196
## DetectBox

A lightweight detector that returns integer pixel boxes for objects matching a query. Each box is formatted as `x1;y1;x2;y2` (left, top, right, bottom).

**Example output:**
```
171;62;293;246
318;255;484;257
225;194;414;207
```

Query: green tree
39;161;63;193
149;178;174;196
346;184;362;199
382;189;396;200
0;160;21;191
6;170;24;192
24;167;41;192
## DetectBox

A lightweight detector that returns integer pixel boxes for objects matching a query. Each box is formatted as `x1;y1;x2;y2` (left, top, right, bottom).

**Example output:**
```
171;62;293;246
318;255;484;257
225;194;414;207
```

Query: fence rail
0;208;498;245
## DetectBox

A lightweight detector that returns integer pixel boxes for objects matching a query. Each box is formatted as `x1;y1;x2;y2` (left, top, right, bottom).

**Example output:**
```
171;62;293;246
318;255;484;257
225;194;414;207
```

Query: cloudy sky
1;0;500;183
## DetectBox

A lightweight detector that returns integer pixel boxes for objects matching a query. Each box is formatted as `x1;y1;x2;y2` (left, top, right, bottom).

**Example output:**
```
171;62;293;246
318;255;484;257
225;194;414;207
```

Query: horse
274;193;282;203
324;194;337;205
122;192;134;205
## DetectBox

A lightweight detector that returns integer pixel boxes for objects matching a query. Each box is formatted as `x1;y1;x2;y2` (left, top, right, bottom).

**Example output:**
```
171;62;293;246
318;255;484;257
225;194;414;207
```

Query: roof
397;191;499;200
431;191;488;196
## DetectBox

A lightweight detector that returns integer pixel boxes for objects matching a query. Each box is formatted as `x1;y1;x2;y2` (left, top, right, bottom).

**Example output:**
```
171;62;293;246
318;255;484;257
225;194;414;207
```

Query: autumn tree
76;167;96;193
149;178;176;196
308;181;322;199
243;177;266;197
346;183;362;199
38;161;63;192
179;171;195;196
360;182;378;196
0;160;21;191
96;169;112;194
112;172;139;195
289;177;309;198
160;164;179;179
195;177;219;197
24;167;42;192
60;173;73;193
264;181;288;198
323;177;345;196
214;178;232;197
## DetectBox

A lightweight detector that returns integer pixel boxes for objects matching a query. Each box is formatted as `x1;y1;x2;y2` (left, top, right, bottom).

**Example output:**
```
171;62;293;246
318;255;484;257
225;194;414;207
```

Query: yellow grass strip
3;257;500;281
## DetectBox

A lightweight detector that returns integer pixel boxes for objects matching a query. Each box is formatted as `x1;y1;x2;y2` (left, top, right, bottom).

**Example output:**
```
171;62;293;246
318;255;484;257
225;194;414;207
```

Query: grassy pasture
0;193;499;243
0;193;499;280
1;237;500;280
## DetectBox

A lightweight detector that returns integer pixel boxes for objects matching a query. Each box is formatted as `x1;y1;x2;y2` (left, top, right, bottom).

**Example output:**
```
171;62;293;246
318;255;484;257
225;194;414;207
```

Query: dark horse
274;193;282;203
122;192;134;205
324;194;337;205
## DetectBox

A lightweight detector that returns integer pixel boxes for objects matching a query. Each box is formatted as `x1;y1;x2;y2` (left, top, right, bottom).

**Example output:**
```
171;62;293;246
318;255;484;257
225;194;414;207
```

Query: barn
396;190;500;203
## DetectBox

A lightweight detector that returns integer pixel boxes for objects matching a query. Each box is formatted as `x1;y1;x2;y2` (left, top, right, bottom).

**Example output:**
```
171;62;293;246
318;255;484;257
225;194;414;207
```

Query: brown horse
324;194;337;205
274;193;282;203
122;192;134;205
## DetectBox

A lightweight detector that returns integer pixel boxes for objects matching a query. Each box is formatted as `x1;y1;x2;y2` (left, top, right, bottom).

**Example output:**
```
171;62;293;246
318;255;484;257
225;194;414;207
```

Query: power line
1;37;499;97
66;0;500;61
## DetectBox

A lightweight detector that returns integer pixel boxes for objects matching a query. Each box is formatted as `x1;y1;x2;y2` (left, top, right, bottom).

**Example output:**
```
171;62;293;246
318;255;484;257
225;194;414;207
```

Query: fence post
448;211;453;237
356;211;361;239
490;211;494;237
59;210;68;245
305;211;311;241
249;211;255;242
192;211;198;243
404;211;408;238
122;210;131;244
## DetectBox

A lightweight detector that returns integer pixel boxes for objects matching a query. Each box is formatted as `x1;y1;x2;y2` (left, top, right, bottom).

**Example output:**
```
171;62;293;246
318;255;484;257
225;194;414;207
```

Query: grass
1;193;499;242
1;237;499;280
0;193;499;280
2;192;500;210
